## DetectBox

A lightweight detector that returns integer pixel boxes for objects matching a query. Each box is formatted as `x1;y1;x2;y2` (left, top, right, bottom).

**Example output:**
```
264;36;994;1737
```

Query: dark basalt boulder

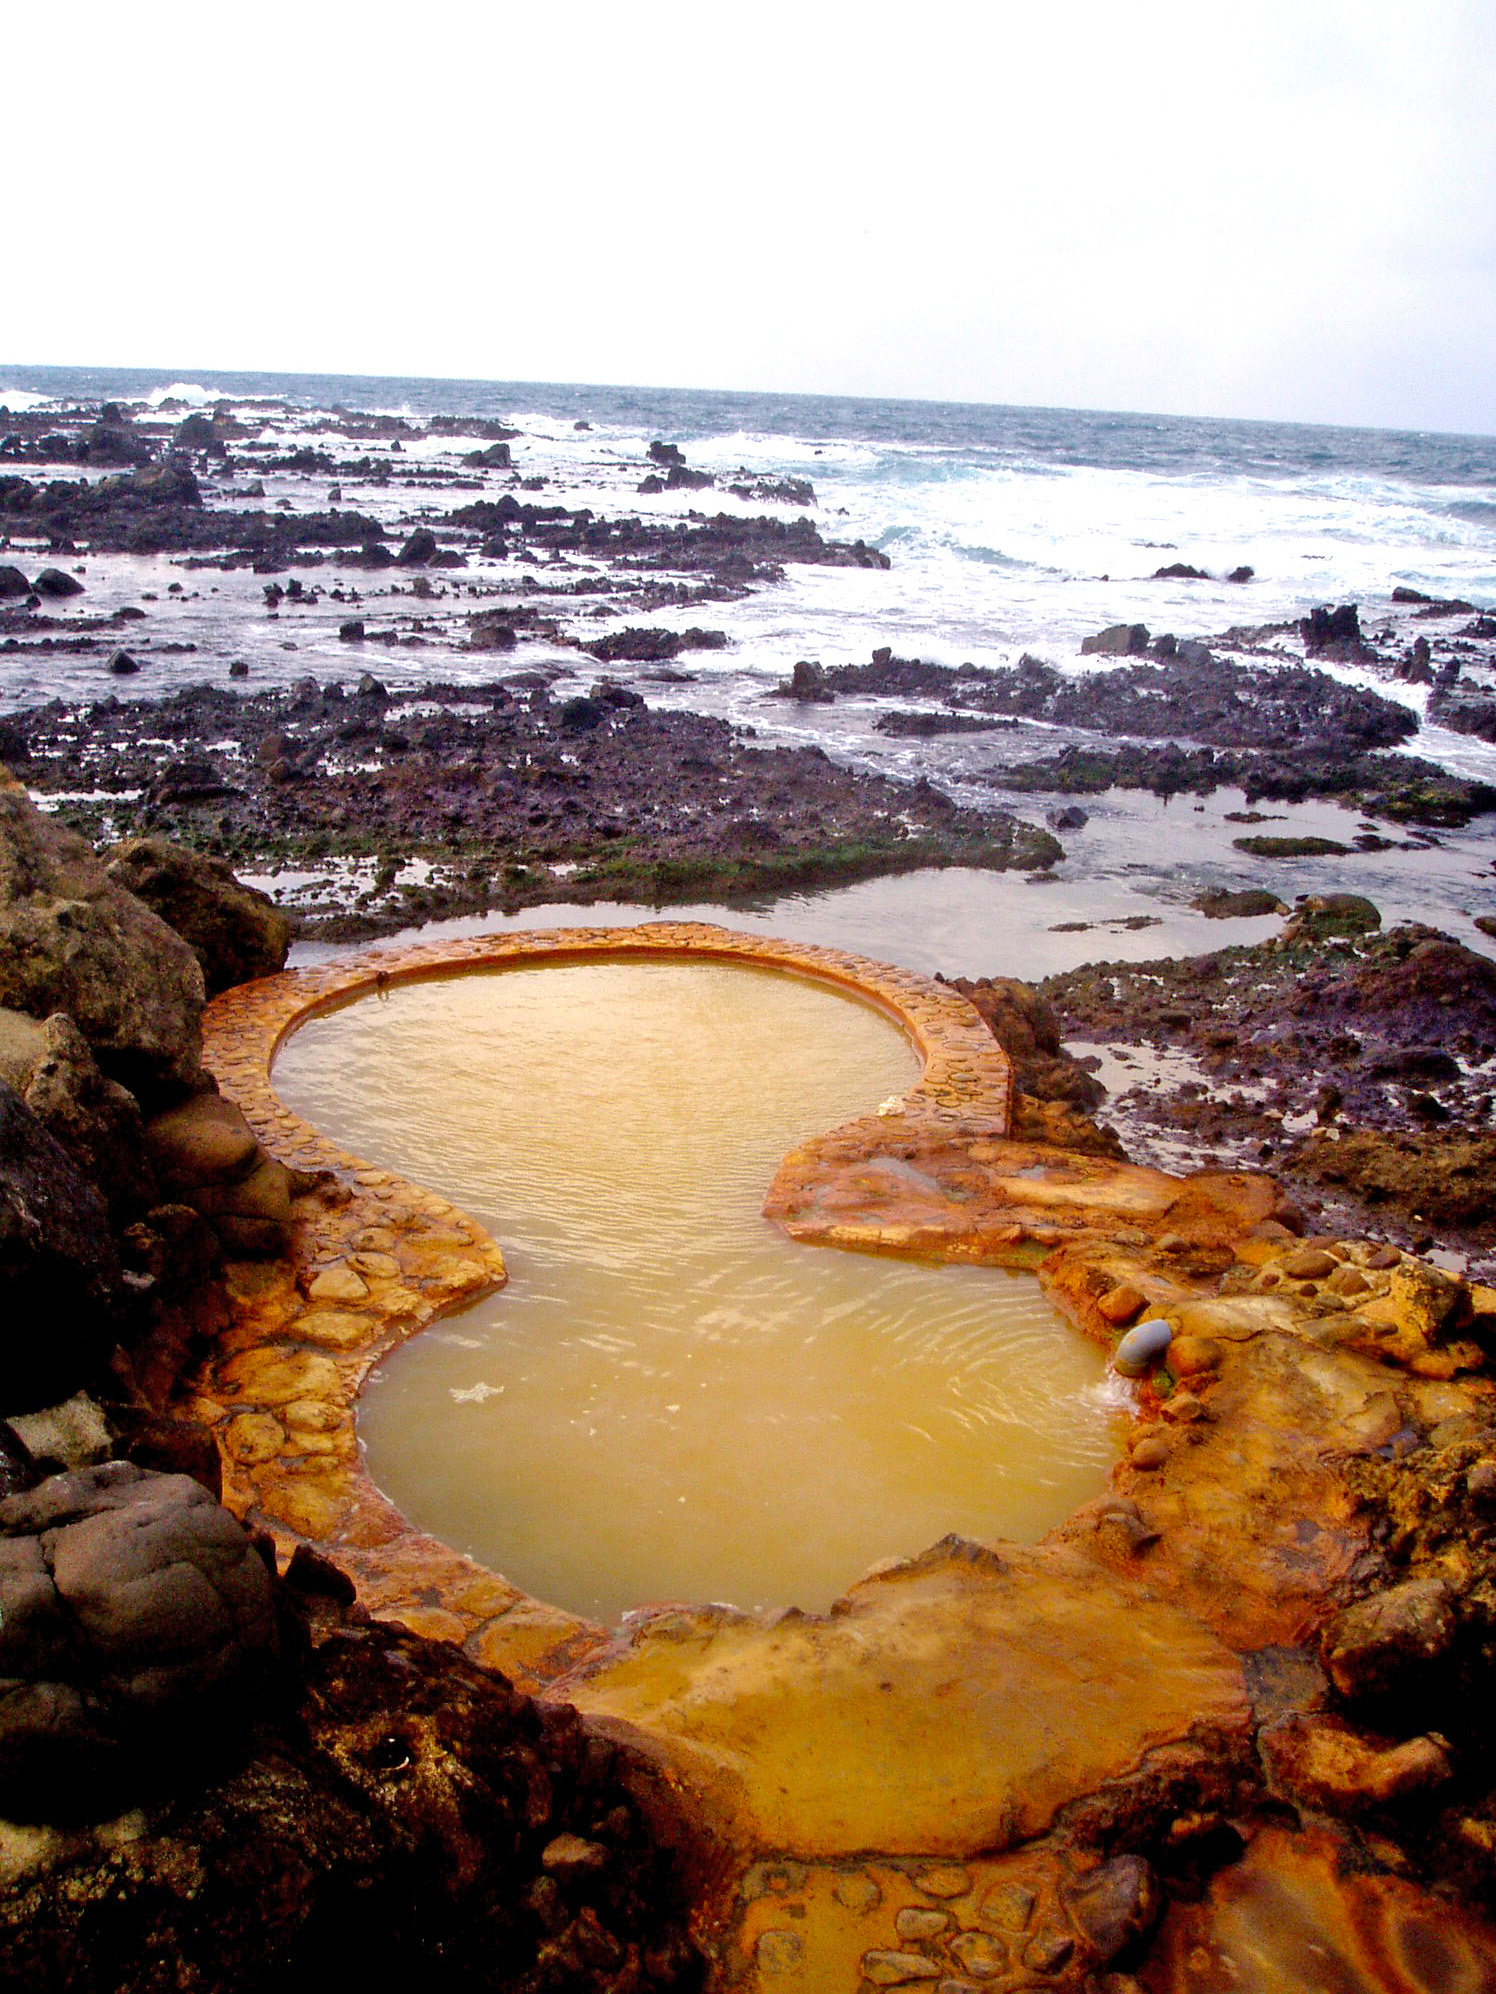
776;659;834;702
1428;689;1496;742
0;565;29;598
0;773;206;1101
105;838;291;997
465;440;512;468
1080;622;1149;656
0;1462;279;1818
1301;601;1370;661
0;1083;124;1415
1154;562;1209;580
31;567;84;598
397;526;438;565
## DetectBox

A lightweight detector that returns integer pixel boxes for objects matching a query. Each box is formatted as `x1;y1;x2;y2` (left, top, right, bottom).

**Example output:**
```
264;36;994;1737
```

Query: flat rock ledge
158;923;1496;1992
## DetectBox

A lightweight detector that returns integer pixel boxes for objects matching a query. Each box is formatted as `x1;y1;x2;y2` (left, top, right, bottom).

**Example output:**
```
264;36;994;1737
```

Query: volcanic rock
0;1084;124;1415
105;838;291;997
0;773;205;1100
0;1461;279;1818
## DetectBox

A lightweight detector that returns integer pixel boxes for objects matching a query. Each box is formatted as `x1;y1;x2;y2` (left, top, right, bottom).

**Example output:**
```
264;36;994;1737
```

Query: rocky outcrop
104;838;291;997
945;975;1119;1155
1080;622;1149;656
0;1461;280;1819
0;1009;158;1222
0;1084;124;1415
0;1540;700;1994
145;1092;296;1258
0;771;205;1101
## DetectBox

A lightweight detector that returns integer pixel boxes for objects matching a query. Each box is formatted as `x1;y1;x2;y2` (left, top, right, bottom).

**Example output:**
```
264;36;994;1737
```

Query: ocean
3;362;1494;972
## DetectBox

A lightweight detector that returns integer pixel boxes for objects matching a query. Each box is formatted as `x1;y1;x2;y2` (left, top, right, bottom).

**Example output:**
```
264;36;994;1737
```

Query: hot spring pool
271;958;1125;1622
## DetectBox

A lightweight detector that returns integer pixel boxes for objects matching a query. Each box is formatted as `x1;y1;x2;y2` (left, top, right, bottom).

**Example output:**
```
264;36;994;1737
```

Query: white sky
8;0;1495;434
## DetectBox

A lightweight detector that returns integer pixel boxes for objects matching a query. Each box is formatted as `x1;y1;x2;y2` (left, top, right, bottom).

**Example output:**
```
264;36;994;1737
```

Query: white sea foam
145;382;218;408
0;388;48;413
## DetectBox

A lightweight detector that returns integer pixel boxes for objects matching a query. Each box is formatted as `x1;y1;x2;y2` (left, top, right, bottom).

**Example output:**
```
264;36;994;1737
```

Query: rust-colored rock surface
178;923;1496;1991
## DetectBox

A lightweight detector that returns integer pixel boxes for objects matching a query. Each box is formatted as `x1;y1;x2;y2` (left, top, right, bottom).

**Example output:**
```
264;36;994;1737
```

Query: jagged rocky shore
0;776;701;1990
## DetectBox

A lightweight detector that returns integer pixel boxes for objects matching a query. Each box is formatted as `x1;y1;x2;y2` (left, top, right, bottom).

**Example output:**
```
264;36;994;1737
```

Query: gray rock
31;568;84;599
0;566;30;600
1112;1317;1173;1377
0;773;205;1101
0;1462;278;1818
104;839;291;997
0;1082;123;1415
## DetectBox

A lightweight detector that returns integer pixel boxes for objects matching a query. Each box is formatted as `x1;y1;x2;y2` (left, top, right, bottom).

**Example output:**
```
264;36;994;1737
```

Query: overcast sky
9;0;1494;434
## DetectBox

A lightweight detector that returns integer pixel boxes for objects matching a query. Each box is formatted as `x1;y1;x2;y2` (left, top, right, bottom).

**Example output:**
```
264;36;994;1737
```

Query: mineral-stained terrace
187;923;1496;1993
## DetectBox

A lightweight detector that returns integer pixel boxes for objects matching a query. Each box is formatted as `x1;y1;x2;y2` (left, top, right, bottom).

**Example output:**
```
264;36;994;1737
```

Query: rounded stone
896;1907;951;1941
1113;1318;1173;1378
1283;1247;1338;1281
1161;1391;1207;1425
1097;1284;1147;1327
1130;1435;1171;1470
221;1412;285;1465
755;1929;803;1973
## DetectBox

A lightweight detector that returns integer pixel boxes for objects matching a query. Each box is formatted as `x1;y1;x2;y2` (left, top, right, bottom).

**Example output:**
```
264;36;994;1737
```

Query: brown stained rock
1099;1283;1148;1326
1283;1248;1339;1281
1062;1854;1161;1965
1320;1579;1456;1702
1074;1320;1381;1648
566;1546;1247;1860
861;1952;943;1984
1169;1335;1223;1377
1141;1826;1496;1993
146;1093;259;1188
1262;1715;1452;1813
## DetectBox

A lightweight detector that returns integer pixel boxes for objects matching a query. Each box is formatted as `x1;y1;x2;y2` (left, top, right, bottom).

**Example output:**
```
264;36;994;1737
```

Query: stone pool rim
189;920;1020;1682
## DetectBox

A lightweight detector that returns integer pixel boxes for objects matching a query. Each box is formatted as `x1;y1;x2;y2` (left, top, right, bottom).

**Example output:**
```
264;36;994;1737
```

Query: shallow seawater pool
272;959;1126;1623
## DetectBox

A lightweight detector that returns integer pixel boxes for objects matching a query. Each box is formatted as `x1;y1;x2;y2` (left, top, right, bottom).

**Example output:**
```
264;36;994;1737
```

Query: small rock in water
108;650;139;676
1113;1317;1173;1377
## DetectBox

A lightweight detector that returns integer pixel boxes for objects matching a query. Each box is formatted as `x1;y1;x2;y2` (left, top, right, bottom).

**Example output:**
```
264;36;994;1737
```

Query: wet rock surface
7;679;1060;939
1043;916;1496;1275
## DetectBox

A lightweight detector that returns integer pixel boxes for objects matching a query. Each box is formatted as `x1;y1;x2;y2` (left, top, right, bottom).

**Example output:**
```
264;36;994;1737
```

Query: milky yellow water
272;958;1124;1623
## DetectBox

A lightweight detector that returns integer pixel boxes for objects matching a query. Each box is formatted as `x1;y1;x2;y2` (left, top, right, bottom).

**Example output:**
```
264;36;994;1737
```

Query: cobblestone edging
187;922;1014;1686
